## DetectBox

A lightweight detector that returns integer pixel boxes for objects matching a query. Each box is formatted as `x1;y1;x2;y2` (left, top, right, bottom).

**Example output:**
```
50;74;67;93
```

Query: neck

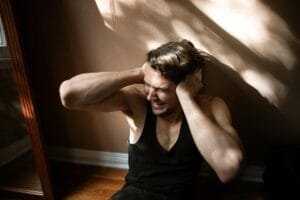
157;108;183;124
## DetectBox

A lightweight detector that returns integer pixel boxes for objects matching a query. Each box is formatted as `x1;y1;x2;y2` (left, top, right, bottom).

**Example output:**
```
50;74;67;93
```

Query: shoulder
196;95;232;122
196;95;228;109
122;84;147;115
123;84;146;100
122;85;148;142
122;84;148;130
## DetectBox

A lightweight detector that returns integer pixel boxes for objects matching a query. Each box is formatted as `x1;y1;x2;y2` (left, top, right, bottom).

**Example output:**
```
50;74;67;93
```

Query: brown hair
147;39;206;83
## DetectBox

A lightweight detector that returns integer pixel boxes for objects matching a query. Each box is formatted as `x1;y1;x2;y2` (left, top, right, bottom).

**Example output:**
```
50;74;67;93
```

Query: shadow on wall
203;58;293;163
91;0;299;162
40;0;300;163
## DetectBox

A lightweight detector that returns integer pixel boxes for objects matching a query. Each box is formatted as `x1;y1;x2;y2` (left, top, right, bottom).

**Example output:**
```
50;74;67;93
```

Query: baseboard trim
47;146;264;183
0;136;32;167
47;146;129;169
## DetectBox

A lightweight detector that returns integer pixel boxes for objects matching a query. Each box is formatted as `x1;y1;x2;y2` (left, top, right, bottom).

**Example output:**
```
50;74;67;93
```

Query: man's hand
176;69;203;97
140;62;148;77
128;63;146;84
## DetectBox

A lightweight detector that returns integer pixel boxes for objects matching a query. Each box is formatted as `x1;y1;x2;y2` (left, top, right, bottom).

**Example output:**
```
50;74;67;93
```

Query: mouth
151;101;165;108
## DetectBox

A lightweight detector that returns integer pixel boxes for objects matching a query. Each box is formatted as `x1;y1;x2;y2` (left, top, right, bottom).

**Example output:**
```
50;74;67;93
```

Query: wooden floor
51;161;265;200
51;162;126;200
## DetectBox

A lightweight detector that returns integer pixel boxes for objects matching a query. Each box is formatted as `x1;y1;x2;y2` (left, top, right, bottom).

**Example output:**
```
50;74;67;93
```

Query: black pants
110;185;188;200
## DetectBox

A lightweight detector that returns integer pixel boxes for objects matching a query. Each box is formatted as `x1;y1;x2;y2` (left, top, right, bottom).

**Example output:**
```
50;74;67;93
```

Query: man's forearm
59;67;144;107
176;88;226;145
176;87;243;182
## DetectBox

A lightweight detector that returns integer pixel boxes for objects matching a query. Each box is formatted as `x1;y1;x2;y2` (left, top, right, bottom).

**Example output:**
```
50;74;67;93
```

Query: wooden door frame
0;1;54;199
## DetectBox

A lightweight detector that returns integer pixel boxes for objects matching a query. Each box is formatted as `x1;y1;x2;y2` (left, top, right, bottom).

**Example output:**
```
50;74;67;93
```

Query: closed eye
158;88;169;93
144;81;169;93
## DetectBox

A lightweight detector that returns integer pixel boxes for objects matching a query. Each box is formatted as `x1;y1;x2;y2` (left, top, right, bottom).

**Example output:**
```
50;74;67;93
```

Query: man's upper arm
210;97;239;138
70;86;141;114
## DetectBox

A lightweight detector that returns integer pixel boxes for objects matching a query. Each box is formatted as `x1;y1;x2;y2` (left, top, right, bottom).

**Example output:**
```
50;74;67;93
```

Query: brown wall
13;0;300;164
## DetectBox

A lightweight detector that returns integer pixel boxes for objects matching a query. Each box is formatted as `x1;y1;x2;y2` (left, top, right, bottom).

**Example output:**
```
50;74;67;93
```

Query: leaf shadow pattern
203;57;294;163
99;0;299;163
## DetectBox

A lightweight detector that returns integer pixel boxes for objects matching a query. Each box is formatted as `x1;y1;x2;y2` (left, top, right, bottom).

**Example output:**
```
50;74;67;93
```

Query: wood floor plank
50;161;264;200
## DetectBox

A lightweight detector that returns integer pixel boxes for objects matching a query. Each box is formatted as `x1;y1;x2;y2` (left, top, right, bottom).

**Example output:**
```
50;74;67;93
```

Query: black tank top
125;104;203;196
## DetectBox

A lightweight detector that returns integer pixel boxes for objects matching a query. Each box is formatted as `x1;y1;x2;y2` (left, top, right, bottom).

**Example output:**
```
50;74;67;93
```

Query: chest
156;119;182;152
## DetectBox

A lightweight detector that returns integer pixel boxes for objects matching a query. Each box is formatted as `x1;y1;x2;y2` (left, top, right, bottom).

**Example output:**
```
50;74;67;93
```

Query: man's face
143;65;180;116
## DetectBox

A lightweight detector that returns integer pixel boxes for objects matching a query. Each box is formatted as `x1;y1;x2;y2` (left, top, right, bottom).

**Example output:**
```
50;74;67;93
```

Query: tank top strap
135;103;156;145
180;116;189;141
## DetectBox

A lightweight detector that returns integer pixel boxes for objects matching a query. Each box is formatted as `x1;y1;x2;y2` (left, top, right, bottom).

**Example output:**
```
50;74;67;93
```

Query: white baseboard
0;136;32;167
47;146;264;183
47;147;128;169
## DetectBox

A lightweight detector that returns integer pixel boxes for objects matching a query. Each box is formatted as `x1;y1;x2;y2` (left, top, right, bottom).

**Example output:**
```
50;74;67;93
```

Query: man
59;39;244;200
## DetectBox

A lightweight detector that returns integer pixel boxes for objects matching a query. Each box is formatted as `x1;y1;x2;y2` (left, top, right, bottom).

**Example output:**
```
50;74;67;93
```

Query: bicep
70;86;138;113
211;98;239;139
84;90;129;112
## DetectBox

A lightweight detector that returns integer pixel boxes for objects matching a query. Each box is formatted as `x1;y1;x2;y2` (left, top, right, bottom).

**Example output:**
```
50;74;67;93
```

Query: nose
147;87;156;101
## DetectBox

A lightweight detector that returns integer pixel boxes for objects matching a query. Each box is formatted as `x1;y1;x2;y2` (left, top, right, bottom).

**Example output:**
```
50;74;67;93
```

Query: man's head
144;39;206;116
146;39;205;84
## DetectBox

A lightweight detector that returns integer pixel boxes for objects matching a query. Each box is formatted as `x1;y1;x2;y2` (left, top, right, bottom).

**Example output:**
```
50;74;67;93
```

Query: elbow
217;150;244;183
59;80;77;109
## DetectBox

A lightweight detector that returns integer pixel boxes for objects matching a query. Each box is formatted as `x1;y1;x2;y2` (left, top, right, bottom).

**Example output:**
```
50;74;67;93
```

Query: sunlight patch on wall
171;19;208;52
95;0;129;30
136;20;167;50
142;0;172;17
94;0;296;109
95;0;172;31
144;40;163;50
190;0;297;70
242;69;288;107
